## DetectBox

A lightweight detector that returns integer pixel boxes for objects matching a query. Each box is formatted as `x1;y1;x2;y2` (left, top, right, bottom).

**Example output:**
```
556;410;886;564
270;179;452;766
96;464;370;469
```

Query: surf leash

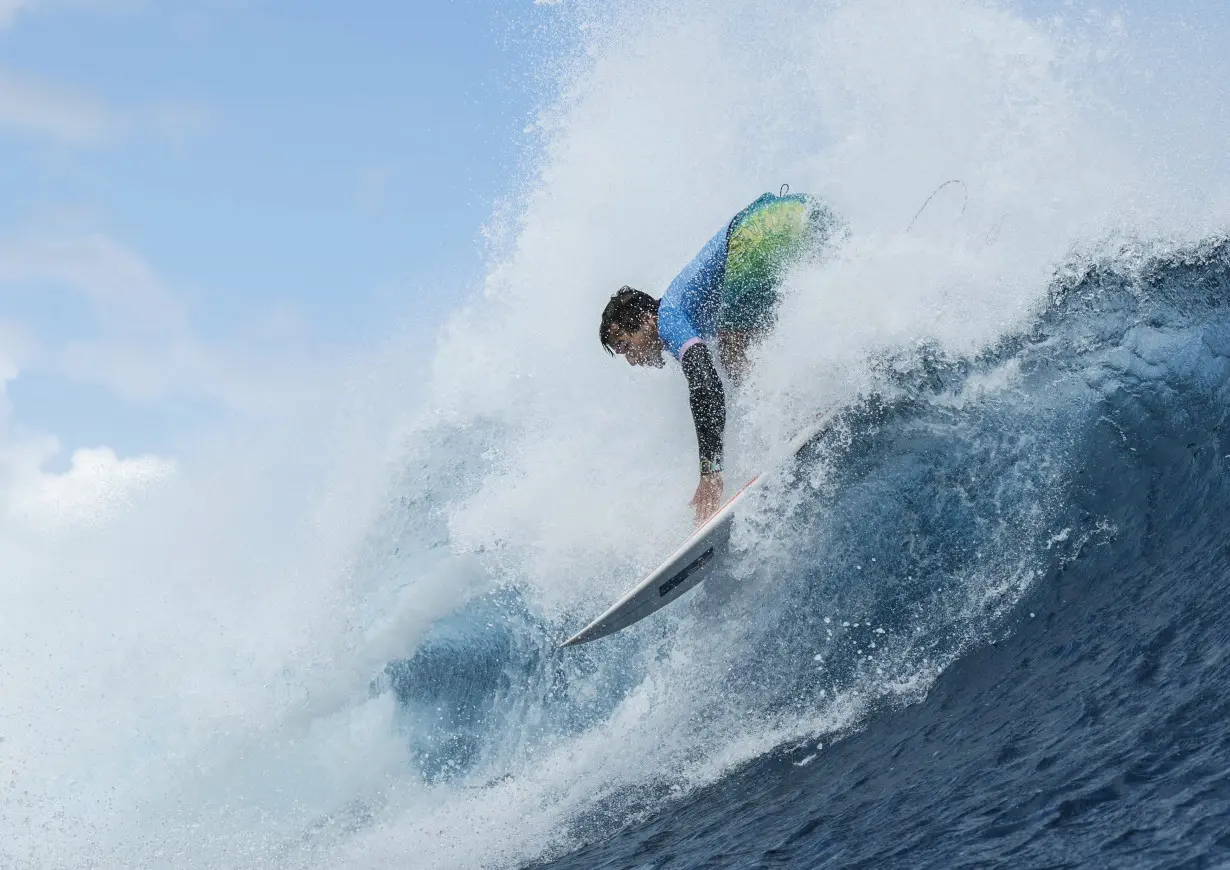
905;179;968;233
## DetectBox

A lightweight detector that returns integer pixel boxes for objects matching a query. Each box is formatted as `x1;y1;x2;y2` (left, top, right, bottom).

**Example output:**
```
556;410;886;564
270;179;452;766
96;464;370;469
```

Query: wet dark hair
599;286;659;355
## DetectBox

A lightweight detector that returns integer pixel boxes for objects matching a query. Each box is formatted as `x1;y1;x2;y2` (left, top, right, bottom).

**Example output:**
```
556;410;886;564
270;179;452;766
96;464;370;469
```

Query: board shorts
719;192;837;333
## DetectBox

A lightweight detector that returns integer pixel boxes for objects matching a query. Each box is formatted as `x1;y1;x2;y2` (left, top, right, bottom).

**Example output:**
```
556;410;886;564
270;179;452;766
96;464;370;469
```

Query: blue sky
0;0;552;460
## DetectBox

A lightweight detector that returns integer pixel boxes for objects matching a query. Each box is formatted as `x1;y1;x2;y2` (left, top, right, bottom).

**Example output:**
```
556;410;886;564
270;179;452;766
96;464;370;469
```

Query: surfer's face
609;318;665;368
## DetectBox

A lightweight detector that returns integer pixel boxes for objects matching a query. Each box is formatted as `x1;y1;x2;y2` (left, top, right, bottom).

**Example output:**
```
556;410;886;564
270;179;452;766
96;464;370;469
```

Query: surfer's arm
681;342;725;523
681;342;725;467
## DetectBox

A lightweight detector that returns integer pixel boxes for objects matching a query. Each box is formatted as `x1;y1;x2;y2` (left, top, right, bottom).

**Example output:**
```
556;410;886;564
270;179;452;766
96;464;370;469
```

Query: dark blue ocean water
390;239;1230;869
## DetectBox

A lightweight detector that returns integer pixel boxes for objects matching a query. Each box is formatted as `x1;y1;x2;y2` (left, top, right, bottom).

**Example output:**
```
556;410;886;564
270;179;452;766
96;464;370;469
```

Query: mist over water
3;1;1228;867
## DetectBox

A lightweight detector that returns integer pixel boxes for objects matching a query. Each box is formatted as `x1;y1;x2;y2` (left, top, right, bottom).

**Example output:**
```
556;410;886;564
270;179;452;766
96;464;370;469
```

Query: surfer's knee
718;330;759;386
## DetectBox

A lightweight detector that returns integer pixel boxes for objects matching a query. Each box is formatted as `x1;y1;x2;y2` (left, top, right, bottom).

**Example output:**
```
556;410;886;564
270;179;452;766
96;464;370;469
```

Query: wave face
528;240;1230;869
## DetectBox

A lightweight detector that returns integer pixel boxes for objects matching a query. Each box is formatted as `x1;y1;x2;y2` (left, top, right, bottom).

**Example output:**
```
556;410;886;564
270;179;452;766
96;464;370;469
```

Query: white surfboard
560;416;832;647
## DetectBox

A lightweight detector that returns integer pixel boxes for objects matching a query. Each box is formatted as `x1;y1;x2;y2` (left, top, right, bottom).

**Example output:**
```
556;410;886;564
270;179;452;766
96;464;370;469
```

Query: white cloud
0;350;17;420
0;0;149;30
0;224;330;414
0;67;119;144
6;444;175;528
0;318;37;370
0;4;213;146
0;353;173;529
0;230;185;333
0;69;217;146
0;225;313;533
0;0;30;28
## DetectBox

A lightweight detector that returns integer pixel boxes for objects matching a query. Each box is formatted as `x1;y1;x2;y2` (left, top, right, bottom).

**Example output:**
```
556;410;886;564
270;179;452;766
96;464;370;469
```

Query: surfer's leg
717;329;764;386
718;193;841;383
718;197;798;380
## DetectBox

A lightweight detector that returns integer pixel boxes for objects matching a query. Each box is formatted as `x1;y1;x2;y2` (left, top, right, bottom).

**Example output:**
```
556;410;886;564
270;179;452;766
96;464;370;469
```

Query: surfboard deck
560;414;832;648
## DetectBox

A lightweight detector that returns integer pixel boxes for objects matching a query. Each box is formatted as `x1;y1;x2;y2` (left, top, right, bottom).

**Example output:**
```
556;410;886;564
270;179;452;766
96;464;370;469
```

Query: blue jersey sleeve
657;302;702;360
657;227;728;359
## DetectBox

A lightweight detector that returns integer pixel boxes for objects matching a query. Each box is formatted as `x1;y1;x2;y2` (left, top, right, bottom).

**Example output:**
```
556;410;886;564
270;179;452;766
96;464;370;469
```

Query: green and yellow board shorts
720;192;837;333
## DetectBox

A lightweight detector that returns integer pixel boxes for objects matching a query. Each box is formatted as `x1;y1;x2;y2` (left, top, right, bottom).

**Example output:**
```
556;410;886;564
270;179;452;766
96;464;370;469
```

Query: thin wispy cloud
0;67;119;144
0;0;31;29
148;100;216;144
0;69;216;147
0;0;149;30
0;318;37;371
0;230;186;334
0;225;331;413
354;161;403;209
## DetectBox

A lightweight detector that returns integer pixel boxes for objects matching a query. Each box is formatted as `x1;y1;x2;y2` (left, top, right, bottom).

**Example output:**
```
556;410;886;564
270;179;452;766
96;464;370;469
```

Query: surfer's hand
692;473;724;527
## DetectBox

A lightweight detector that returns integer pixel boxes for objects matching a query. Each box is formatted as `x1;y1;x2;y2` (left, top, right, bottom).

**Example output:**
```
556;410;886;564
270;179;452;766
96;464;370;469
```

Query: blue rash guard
656;227;728;360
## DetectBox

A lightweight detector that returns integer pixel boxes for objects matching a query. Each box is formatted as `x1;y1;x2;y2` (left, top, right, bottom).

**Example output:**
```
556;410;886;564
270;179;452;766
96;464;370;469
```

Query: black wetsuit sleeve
680;342;725;467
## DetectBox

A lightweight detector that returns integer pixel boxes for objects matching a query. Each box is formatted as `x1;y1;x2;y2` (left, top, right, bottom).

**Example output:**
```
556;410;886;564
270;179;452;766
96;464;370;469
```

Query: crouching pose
599;190;837;524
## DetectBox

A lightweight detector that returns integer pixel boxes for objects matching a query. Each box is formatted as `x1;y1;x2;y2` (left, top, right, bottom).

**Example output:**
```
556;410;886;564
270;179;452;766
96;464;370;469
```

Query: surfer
599;190;837;525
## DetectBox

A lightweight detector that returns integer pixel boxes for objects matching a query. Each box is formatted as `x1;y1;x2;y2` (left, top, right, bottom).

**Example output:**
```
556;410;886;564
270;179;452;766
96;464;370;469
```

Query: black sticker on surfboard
658;547;715;598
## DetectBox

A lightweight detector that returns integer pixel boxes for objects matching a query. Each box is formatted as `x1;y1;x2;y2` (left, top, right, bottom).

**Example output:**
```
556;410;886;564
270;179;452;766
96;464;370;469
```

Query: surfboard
560;414;832;648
